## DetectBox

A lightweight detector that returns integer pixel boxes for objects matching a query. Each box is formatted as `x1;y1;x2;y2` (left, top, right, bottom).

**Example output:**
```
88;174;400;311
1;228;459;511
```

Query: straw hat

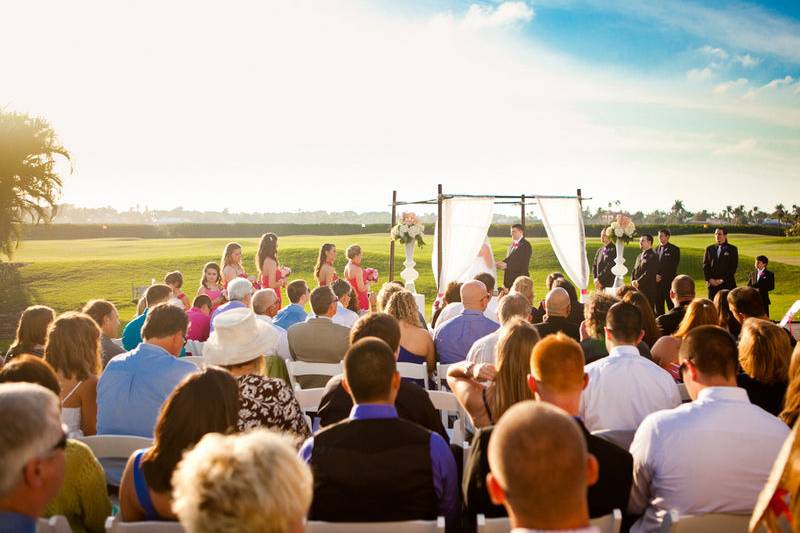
203;308;278;366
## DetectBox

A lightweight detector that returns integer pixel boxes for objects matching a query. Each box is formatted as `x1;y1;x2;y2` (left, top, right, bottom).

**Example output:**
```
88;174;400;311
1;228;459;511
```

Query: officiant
497;224;532;289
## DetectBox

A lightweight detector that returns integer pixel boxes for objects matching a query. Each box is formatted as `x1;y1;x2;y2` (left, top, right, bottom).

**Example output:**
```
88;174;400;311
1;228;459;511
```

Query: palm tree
773;204;787;224
0;110;70;259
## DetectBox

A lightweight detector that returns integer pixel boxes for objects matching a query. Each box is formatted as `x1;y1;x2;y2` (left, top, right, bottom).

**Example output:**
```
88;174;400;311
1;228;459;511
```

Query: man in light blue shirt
121;284;173;350
210;278;253;332
434;280;499;364
274;279;310;330
98;303;196;438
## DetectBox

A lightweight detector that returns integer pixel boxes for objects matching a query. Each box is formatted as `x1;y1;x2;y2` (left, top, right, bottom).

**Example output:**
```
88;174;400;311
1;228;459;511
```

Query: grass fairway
4;234;799;344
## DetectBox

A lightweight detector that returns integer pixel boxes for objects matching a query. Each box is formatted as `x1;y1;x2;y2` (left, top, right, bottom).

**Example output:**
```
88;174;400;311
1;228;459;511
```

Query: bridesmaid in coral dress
257;232;288;308
314;243;339;287
344;244;370;312
221;242;248;289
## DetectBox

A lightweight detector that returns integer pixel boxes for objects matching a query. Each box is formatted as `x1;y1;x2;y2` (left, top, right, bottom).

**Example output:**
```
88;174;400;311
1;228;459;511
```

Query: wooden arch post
389;190;397;281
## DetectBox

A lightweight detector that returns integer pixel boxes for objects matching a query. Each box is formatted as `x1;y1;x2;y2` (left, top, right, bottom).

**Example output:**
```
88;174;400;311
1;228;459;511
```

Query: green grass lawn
4;233;798;347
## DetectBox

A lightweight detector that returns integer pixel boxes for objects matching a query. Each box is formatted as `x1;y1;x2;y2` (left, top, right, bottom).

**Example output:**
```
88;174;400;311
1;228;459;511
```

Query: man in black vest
654;229;680;316
747;255;775;318
300;338;458;527
632;234;659;315
703;228;738;301
497;224;532;290
593;228;617;291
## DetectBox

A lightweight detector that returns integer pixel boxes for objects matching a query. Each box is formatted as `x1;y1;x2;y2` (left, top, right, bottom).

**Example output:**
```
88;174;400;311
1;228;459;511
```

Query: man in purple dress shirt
434;280;500;364
299;338;458;528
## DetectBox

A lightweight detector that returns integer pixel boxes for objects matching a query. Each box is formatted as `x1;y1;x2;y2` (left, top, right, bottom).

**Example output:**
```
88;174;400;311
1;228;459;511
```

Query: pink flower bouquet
279;266;292;278
364;268;379;282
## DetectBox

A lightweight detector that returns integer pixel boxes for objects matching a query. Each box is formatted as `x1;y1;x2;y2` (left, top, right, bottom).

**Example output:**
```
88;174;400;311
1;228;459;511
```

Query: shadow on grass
0;263;34;345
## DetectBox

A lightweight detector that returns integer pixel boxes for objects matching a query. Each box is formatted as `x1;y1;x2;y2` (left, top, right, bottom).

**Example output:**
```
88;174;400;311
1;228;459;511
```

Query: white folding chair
76;435;153;460
306;517;445;532
590;509;622;533
427;390;466;446
397;362;430;389
591;429;636;450
476;514;510;533
179;355;206;367
286;361;342;390
295;387;325;413
660;510;752;532
105;517;184;532
434;363;453;390
37;515;72;533
183;340;204;357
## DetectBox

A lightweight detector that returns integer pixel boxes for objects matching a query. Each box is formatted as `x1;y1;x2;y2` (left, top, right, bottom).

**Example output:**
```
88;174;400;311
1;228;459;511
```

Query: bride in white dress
458;237;497;283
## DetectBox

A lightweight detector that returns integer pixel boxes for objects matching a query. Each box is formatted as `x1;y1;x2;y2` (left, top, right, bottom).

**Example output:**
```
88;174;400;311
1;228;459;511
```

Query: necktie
717;246;722;258
658;247;663;259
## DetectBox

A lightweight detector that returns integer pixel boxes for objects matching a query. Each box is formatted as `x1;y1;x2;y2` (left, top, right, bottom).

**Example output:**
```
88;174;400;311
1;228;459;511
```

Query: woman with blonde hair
220;242;247;288
738;318;792;416
780;343;800;427
651;298;718;379
511;275;544;323
314;243;338;287
447;318;540;428
45;312;102;437
257;233;288;308
4;305;55;363
385;290;435;374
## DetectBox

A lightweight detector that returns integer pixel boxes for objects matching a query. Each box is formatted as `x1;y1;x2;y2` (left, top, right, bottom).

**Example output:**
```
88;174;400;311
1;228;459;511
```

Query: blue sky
2;0;798;215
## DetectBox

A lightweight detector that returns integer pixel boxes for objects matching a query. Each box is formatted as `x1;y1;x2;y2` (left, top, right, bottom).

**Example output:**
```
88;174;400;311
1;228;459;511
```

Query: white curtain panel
433;197;495;293
536;197;590;296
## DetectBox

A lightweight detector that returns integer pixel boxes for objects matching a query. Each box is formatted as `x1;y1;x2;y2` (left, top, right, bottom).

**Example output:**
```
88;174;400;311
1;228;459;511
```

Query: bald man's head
461;280;489;311
487;401;596;529
252;289;279;317
544;287;571;318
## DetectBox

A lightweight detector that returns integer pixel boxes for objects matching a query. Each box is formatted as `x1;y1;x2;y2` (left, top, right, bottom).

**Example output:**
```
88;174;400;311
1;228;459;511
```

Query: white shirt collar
607;344;640;358
697;386;750;403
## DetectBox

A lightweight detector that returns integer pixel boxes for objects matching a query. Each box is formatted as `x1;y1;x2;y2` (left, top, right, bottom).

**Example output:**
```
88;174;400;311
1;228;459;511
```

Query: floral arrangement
606;214;636;244
279;266;292;278
390;212;426;248
364;268;379;283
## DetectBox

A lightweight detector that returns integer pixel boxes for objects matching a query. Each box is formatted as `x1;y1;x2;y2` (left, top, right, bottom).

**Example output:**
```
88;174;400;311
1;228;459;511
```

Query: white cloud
687;67;714;80
701;45;728;60
733;53;760;68
713;138;757;156
713;78;748;94
764;75;794;90
462;1;534;30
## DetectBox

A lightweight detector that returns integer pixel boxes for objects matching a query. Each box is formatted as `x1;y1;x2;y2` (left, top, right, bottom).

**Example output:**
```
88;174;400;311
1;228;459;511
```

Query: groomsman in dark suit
632;234;659;315
497;224;532;290
747;255;775;318
703;228;739;301
593;228;617;291
654;229;680;316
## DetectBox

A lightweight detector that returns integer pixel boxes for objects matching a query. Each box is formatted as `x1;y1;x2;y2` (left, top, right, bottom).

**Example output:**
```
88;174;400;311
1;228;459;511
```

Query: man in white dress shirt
467;293;530;365
487;401;599;533
251;289;291;360
330;279;359;328
628;325;789;532
580;302;680;432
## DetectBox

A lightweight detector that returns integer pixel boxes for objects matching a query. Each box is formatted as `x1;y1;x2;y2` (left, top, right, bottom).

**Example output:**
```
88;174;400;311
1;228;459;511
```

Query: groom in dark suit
632;234;659;315
497;224;532;290
747;255;775;318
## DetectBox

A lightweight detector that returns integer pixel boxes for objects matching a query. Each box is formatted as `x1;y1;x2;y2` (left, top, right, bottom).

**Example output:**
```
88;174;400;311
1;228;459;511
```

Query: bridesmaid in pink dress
257;232;288;308
197;262;226;311
344;244;370;312
314;243;339;287
221;242;248;288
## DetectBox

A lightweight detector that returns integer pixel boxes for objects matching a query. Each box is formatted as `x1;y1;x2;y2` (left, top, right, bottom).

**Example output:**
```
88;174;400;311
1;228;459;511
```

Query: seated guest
185;294;212;342
431;281;462;329
447;319;538;428
580;293;652;364
655;275;695;336
300;338;458;525
122;284;173;350
475;272;500;322
534;272;565;316
615;284;638;300
552;278;584;326
204;308;309;437
0;383;66;530
0;357;111;533
628;326;790;532
737;318;791;416
714;288;740;337
467;293;531;365
273;280;310;330
730;287;797;347
210;277;253;330
251;288;291;359
4;305;55;363
581;302;680;431
651;299;718;379
164;271;190;310
287;286;350;388
434;280;500;364
82;299;125;368
385;290;435;373
780;342;800;426
329;279;360;328
318;313;446;440
172;429;312;533
622;291;661;348
510;275;544;324
533;288;580;342
45;313;102;437
376;280;404;312
486;401;598;532
118;367;239;522
98;303;197;438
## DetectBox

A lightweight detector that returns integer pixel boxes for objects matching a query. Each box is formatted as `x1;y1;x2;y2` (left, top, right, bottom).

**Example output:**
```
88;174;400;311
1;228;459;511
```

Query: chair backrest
37;515;72;533
180;355;206;367
306;517;445;533
591;509;622;533
105;516;184;532
591;429;636;450
76;435;153;460
397;362;429;389
428;390;466;446
476;514;510;533
183;340;204;357
295;387;326;413
286;361;342;390
661;510;752;532
434;363;452;390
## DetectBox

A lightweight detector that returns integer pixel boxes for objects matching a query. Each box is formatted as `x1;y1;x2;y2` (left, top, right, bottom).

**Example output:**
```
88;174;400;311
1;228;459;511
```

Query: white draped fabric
433;197;495;294
536;196;590;298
